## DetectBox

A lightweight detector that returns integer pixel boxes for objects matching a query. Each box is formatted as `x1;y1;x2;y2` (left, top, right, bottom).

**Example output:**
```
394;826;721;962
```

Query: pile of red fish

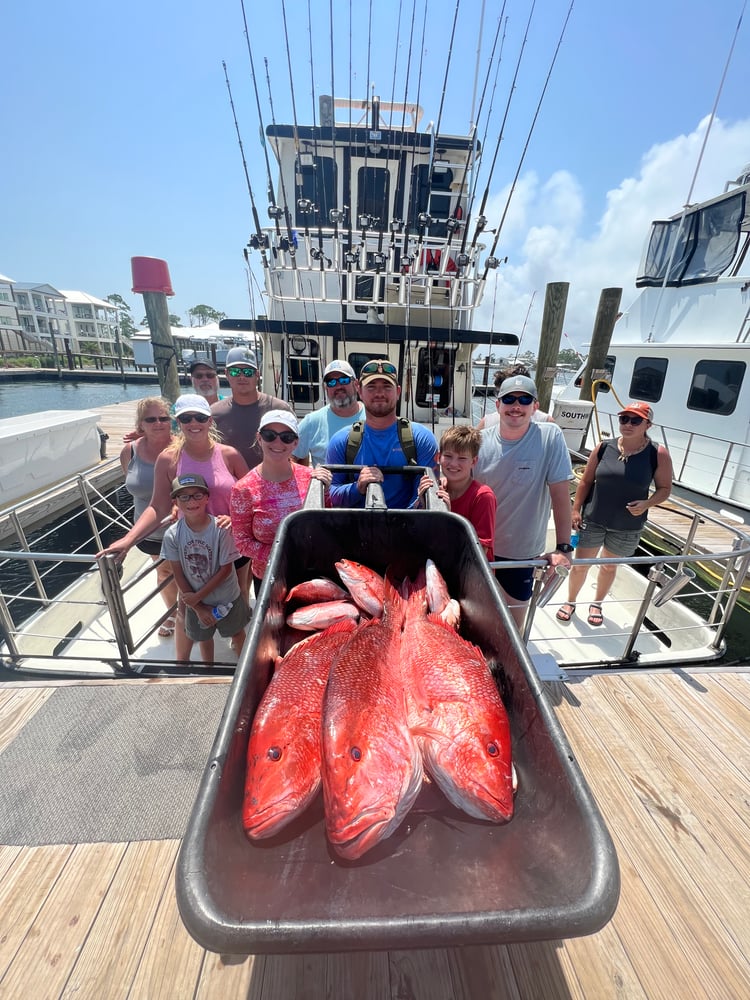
243;559;514;860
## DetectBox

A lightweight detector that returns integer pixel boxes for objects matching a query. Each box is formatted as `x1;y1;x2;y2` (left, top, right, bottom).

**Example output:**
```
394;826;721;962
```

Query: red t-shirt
449;480;497;559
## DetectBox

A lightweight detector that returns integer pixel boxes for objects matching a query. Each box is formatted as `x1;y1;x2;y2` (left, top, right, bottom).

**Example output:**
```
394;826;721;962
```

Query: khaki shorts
184;599;250;641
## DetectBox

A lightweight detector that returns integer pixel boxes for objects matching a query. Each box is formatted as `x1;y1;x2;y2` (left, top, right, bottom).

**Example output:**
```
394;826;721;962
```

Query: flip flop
556;602;576;622
158;617;176;637
587;604;604;627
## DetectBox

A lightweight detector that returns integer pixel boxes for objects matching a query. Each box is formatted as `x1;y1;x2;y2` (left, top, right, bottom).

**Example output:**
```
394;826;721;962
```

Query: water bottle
211;602;232;621
570;531;579;549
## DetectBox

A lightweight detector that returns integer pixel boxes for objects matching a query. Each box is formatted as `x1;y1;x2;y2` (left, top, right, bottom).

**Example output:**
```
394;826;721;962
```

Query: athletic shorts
137;538;164;557
578;520;642;558
493;558;535;602
184;598;250;642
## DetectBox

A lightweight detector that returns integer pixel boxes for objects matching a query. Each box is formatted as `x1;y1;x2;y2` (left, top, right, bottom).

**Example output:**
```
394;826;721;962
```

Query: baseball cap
189;359;216;374
323;359;356;379
173;394;212;418
171;473;210;497
619;401;653;422
497;374;537;398
359;359;399;387
225;346;258;369
258;408;299;435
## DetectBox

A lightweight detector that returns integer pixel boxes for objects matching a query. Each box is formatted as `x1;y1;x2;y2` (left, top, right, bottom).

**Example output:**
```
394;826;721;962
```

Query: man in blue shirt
326;360;438;508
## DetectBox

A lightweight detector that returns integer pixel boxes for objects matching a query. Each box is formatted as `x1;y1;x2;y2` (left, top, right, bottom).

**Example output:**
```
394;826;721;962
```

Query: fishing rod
466;0;537;264
239;0;283;246
481;0;575;281
223;61;270;273
455;6;506;260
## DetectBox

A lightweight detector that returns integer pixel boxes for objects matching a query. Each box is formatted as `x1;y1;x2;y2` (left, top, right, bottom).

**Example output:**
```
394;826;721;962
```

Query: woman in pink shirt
230;410;332;595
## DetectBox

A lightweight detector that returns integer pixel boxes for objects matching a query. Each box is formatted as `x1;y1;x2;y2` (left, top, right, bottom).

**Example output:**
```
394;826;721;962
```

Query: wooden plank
59;840;179;999
0;842;124;998
0;845;73;982
387;949;457;1000
0;688;53;752
554;673;750;996
447;945;522;999
195;952;259;999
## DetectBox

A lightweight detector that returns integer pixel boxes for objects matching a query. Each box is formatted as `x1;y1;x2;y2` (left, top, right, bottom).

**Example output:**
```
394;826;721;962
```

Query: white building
4;280;122;355
0;274;26;352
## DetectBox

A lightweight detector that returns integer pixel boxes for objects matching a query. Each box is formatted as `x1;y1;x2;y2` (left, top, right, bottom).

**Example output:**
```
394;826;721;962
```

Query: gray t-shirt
160;517;240;607
474;421;573;559
211;393;293;469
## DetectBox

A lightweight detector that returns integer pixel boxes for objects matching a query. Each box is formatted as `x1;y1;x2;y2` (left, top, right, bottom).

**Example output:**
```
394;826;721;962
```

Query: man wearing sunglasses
211;346;293;470
325;359;438;509
293;360;364;467
189;360;225;406
475;374;574;629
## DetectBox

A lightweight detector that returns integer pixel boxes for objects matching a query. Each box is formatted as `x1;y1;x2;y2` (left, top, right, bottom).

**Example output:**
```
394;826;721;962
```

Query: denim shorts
578;520;643;558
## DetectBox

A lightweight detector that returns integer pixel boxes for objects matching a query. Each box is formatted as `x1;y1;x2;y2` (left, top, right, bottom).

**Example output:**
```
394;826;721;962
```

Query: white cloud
474;115;750;357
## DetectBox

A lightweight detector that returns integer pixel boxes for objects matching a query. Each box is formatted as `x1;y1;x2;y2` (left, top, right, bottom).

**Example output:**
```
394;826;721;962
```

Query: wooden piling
535;282;569;413
141;292;181;403
579;288;622;402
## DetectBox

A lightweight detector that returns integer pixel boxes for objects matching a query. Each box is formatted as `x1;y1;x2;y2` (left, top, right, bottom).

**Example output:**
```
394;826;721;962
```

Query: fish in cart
321;575;423;860
285;599;360;632
243;618;358;839
334;558;385;617
425;557;461;629
403;569;514;822
285;577;348;604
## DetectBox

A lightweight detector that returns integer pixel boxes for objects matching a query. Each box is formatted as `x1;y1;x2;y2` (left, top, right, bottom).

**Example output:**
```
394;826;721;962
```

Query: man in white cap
211;346;292;469
293;360;365;466
475;374;574;628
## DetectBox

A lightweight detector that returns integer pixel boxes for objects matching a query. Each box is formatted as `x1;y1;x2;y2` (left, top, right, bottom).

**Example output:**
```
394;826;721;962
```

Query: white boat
558;165;750;515
0;409;104;508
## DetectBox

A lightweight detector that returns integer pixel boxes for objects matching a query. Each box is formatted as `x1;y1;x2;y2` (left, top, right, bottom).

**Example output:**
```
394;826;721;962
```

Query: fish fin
319;618;359;637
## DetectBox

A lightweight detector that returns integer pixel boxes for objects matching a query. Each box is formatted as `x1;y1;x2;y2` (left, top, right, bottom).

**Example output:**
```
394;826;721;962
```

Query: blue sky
5;0;749;351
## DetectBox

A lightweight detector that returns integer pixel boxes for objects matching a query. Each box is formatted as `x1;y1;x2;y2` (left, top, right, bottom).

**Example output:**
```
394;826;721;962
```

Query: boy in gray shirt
160;473;250;664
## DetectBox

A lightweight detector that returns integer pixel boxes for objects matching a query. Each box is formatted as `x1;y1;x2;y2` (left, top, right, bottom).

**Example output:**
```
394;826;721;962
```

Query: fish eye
486;742;499;757
350;746;362;761
267;746;282;761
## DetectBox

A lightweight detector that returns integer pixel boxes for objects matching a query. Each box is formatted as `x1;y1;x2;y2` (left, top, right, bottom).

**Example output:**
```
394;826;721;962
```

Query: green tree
140;313;183;328
106;293;137;340
188;304;226;326
557;348;581;366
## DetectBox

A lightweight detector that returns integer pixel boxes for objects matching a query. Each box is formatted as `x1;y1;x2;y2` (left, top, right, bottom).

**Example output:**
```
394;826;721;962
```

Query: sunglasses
324;375;353;387
360;360;397;377
227;366;258;378
142;415;171;424
259;427;298;444
499;393;535;406
619;414;645;426
175;492;209;503
177;413;210;424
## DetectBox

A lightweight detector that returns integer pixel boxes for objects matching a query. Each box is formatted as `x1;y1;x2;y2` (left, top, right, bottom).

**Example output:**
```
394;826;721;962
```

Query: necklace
617;435;650;463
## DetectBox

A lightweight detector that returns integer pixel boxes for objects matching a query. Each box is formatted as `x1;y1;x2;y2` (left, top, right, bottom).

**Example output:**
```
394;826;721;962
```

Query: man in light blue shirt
293;360;364;466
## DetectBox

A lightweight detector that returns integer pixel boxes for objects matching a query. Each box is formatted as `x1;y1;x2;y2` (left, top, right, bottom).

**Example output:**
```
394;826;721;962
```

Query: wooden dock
0;668;748;998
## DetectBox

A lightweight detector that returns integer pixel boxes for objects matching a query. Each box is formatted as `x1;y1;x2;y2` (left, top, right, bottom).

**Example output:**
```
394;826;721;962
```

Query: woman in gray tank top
120;397;179;636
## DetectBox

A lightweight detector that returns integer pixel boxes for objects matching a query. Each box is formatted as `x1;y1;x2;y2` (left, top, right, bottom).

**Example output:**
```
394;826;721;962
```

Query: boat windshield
636;190;746;287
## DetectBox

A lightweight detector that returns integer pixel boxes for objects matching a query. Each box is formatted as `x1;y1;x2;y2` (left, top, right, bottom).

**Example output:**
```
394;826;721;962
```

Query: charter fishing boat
558;164;750;516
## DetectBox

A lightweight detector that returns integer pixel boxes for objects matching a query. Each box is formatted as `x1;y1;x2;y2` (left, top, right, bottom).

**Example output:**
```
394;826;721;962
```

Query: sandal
556;602;576;622
587;604;604;627
158;617;176;637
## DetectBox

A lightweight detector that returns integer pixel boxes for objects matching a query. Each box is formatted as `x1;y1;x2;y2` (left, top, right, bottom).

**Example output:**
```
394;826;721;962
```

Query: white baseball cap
323;360;356;379
173;394;212;418
258;409;299;434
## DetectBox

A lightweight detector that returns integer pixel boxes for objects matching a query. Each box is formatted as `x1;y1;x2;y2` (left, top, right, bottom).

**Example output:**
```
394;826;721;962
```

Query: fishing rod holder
649;563;697;607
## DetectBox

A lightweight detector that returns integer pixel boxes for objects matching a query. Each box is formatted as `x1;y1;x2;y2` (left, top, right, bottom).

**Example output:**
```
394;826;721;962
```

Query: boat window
630;357;668;402
284;338;321;406
407;164;455;237
350;352;391;377
686;360;745;416
295;156;337;227
637;191;745;287
415;346;456;409
357;166;390;226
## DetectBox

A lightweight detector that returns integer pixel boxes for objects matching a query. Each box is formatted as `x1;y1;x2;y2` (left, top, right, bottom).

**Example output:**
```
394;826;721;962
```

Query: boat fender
345;418;417;467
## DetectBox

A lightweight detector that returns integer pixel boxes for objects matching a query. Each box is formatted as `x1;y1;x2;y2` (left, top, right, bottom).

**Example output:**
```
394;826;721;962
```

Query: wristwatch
555;542;575;553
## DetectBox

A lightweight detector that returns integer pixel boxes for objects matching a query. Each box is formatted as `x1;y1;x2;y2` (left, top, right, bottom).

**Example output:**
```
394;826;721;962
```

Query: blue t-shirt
326;420;438;508
293;403;365;466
